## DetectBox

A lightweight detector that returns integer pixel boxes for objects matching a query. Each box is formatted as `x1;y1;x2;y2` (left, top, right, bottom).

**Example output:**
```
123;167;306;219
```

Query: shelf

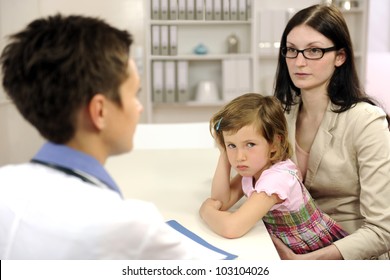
150;20;252;25
144;0;368;123
150;53;253;61
153;101;226;108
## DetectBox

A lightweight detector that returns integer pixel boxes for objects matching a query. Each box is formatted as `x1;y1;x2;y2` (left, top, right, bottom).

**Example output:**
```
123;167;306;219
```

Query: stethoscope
31;159;103;187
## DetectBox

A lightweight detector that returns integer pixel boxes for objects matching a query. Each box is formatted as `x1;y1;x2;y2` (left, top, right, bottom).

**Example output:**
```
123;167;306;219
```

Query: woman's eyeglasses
281;46;337;60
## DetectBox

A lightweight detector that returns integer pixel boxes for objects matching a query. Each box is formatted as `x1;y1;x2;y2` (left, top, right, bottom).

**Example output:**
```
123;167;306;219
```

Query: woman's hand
271;236;343;260
271;235;300;260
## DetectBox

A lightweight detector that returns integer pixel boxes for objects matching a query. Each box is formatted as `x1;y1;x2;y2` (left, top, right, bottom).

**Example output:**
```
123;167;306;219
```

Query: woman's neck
299;90;329;120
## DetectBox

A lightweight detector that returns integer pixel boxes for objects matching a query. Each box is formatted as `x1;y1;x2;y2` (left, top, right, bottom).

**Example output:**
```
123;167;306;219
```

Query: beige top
285;101;390;260
295;141;309;181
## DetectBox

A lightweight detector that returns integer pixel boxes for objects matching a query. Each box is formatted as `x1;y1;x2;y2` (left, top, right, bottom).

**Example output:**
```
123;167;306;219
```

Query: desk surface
106;148;280;260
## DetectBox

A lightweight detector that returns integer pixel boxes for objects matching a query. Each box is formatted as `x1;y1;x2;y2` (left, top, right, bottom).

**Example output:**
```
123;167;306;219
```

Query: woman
273;4;390;259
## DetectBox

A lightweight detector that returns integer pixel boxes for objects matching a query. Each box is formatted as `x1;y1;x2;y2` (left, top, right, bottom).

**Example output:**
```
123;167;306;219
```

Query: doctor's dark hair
210;93;292;164
273;4;390;128
1;14;133;143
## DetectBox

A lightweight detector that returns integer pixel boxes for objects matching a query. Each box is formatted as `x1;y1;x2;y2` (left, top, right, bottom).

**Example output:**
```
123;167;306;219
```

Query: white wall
0;101;44;166
0;0;146;165
366;0;390;112
0;0;146;104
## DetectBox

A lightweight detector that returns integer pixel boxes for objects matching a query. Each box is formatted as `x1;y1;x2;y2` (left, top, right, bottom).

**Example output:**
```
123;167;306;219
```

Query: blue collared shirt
32;142;122;196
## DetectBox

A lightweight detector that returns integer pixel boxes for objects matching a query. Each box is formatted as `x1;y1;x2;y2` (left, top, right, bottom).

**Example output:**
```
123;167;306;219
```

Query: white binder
195;0;204;20
178;0;186;20
222;0;230;20
177;61;189;103
164;61;176;103
169;25;178;55
169;0;178;20
272;10;288;55
151;0;160;20
246;0;252;20
160;0;169;20
237;59;251;93
238;0;246;20
222;58;251;101
222;59;237;101
186;0;195;20
151;25;160;55
160;25;169;56
152;61;164;103
213;0;222;20
230;0;238;20
258;10;273;55
205;0;213;20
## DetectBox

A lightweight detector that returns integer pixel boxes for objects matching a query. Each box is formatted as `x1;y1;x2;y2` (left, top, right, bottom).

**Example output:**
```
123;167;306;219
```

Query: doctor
0;14;194;259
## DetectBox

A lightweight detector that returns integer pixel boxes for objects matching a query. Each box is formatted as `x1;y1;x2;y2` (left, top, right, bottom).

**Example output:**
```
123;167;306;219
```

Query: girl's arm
199;191;282;239
210;151;243;210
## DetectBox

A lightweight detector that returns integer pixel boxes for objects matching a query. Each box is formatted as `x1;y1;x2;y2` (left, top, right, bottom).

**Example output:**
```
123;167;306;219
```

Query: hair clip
215;117;223;131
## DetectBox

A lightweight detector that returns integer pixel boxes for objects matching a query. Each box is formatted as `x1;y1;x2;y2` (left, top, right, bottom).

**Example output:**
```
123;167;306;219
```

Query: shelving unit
143;0;368;123
144;0;255;123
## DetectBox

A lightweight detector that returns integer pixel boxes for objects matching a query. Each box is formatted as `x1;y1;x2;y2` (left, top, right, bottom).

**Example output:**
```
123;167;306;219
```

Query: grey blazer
285;101;390;260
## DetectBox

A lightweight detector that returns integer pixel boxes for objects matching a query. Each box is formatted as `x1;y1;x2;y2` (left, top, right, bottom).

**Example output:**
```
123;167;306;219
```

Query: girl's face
285;24;345;94
223;124;276;181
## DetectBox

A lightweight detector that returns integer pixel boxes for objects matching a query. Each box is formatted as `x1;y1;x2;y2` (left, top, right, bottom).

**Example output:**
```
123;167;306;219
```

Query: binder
246;0;252;20
164;61;176;103
213;0;222;20
169;0;178;20
160;0;169;20
177;61;189;103
205;0;213;20
152;61;164;103
258;10;273;55
195;0;204;20
169;25;178;55
151;25;160;55
151;0;160;20
186;0;195;20
160;25;169;56
237;59;251;93
222;0;230;20
272;10;288;55
238;0;246;20
230;0;238;20
222;59;237;101
178;0;186;20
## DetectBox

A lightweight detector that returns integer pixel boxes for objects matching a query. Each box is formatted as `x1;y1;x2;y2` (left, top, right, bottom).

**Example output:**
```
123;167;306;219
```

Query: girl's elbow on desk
200;204;251;239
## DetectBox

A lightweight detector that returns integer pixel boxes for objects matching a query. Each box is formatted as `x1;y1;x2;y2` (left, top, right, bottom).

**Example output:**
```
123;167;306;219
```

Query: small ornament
193;43;208;55
227;34;239;54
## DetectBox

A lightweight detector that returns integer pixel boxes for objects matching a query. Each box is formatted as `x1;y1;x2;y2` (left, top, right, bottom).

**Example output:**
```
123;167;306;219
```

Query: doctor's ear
88;94;107;130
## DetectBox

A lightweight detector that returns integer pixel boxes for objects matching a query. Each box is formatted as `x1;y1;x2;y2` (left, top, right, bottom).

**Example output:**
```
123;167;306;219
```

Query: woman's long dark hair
274;4;390;127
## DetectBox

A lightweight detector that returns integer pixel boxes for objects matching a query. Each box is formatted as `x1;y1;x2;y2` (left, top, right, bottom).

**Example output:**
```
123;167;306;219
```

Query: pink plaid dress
242;159;348;254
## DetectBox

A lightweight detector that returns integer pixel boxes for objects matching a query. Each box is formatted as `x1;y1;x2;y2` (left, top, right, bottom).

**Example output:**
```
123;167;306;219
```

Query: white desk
106;148;280;260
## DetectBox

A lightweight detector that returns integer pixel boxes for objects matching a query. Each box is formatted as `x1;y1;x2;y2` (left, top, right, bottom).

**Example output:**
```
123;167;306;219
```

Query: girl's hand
211;129;225;152
199;198;222;219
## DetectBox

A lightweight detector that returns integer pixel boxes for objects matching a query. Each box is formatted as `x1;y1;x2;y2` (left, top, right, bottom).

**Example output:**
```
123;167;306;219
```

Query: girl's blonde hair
210;93;292;164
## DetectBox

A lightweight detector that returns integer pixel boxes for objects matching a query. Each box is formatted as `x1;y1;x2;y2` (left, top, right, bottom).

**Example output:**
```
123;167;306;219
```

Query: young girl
199;93;348;254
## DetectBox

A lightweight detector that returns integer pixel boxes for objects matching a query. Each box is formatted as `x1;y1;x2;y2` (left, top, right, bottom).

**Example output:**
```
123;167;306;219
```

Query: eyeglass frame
281;46;337;60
